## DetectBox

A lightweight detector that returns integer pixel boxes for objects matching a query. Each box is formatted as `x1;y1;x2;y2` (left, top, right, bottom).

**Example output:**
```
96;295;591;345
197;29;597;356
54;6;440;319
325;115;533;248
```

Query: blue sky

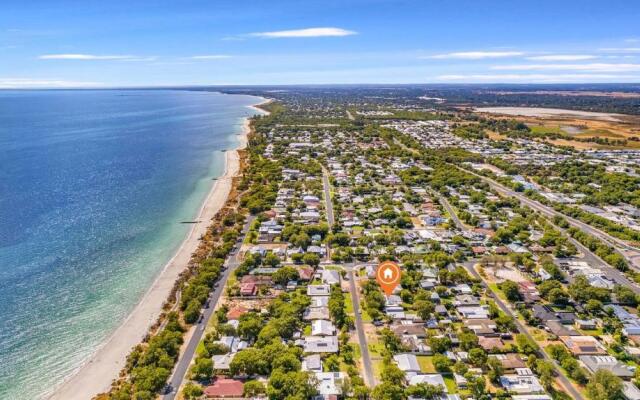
1;0;639;87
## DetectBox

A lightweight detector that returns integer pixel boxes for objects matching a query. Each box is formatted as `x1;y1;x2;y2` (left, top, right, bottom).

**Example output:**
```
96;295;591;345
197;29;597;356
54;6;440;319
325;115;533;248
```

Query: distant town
102;85;640;400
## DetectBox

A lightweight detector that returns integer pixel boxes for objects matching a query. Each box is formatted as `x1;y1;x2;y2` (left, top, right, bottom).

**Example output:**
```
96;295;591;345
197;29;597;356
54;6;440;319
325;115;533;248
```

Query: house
314;372;346;399
575;319;597;330
311;296;330;307
490;354;526;372
312;320;337;336
393;353;421;373
456;305;489;320
226;306;248;321
240;282;257;296
623;382;640;400
532;305;576;324
401;335;432;354
298;267;314;281
518;281;541;303
304;306;331;321
302;354;323;372
546;321;580;337
560;336;607;355
408;374;446;388
204;378;244;398
454;373;467;388
308;285;331;296
579;355;635;378
478;336;505;351
303;336;339;353
391;323;427;338
465;319;498;336
212;353;235;371
321;269;341;285
216;336;247;353
499;368;544;394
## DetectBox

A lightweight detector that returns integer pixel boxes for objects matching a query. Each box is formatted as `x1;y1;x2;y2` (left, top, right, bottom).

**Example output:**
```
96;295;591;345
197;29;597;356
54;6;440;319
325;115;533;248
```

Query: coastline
47;97;269;400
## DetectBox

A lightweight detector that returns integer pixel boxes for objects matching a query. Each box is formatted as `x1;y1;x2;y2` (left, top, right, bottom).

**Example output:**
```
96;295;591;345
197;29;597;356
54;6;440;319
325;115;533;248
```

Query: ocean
0;90;261;399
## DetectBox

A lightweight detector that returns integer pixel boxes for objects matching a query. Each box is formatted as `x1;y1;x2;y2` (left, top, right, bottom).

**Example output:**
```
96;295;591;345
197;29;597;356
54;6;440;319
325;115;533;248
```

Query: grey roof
579;355;635;377
303;336;339;353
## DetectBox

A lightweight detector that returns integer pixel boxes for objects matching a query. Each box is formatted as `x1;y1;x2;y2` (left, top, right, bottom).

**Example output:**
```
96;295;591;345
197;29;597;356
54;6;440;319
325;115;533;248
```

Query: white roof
408;374;446;388
312;319;336;336
393;353;421;372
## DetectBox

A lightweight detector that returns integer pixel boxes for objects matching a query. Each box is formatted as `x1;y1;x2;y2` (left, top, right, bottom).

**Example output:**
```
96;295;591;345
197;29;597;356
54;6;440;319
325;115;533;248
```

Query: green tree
586;370;624;400
500;280;521;302
273;266;299;285
243;380;266;397
516;334;538;355
182;383;203;399
189;357;213;381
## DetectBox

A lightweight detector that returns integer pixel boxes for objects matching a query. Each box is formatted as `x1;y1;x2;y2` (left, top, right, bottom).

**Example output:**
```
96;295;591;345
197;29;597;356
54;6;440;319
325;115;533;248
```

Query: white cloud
0;78;101;88
525;54;596;61
436;73;640;82
425;51;524;59
249;27;357;38
39;54;152;61
599;47;640;53
190;55;232;60
491;63;640;72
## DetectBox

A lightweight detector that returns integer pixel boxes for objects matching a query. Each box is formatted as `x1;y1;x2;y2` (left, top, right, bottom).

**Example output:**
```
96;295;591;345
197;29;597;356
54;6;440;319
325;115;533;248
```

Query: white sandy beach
46;100;266;400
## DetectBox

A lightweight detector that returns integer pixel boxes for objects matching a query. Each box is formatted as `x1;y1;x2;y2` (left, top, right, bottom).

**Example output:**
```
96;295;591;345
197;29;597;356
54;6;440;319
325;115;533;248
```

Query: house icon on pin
383;267;393;280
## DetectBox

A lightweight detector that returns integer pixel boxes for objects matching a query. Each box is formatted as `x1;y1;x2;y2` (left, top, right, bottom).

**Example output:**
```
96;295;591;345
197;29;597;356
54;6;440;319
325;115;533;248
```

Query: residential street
461;166;640;269
162;215;255;399
347;268;376;387
462;261;585;400
322;168;335;226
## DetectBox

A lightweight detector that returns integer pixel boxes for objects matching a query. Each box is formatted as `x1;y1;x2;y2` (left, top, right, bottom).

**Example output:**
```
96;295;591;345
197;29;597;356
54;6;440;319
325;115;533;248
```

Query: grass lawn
368;343;385;357
361;308;373;323
416;356;436;373
345;294;354;314
195;340;207;357
443;375;457;394
371;358;384;380
488;282;507;301
579;328;604;336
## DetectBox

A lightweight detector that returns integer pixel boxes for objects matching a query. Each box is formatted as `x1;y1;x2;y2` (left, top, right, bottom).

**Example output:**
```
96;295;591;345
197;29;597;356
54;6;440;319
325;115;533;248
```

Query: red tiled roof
226;306;248;320
204;378;244;398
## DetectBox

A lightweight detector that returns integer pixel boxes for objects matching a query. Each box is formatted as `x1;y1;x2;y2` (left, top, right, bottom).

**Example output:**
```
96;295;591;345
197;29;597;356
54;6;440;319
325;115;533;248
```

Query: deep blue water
0;90;261;399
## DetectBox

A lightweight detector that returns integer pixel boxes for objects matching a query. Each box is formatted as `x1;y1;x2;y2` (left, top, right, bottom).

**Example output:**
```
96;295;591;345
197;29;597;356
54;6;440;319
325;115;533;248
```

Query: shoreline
47;97;269;400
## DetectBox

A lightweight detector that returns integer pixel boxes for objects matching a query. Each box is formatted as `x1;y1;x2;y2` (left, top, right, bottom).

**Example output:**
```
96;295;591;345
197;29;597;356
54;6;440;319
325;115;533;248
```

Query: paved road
439;189;640;294
462;261;585;400
437;194;466;231
460;166;640;269
162;215;255;399
322;168;335;226
346;110;355;121
347;268;376;387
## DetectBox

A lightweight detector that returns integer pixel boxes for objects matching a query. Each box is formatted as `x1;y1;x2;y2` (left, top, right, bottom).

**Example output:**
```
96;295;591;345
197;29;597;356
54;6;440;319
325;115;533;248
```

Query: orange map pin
376;261;401;295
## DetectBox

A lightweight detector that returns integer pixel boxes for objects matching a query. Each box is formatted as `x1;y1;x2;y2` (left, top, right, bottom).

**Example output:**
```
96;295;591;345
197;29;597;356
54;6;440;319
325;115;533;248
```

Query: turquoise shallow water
0;90;261;399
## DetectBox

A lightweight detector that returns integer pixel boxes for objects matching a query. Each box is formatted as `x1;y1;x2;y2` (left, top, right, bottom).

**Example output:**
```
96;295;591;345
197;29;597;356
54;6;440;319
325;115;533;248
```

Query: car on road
162;384;174;394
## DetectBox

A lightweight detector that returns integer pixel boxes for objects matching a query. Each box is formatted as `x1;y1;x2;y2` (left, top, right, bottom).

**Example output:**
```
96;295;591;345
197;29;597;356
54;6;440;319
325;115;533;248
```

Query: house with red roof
240;282;257;296
204;378;244;398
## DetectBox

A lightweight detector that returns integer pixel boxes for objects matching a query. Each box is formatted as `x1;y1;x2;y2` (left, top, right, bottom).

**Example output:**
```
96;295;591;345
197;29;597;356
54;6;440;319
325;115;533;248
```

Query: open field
477;107;640;150
474;106;628;122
